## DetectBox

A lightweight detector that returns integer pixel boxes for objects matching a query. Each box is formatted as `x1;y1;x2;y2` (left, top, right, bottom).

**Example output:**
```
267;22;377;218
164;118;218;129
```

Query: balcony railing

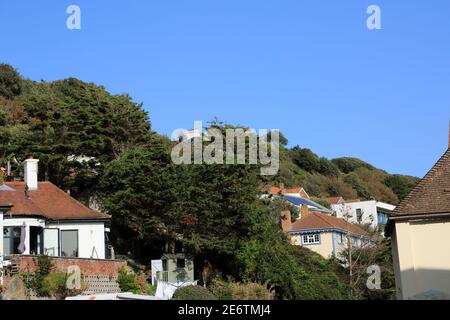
156;271;169;282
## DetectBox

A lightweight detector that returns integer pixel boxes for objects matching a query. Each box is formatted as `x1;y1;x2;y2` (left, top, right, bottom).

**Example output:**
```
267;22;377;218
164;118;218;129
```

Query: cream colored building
391;144;450;300
281;210;371;259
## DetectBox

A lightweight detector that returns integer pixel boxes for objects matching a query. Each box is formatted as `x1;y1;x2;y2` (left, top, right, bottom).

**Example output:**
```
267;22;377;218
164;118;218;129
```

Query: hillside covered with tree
0;64;416;299
263;133;419;206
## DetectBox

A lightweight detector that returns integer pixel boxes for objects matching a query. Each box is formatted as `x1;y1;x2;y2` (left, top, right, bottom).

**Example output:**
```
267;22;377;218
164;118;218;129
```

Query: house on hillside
281;208;371;259
328;196;345;207
263;184;332;215
329;198;395;232
284;196;333;216
0;157;111;268
390;132;450;300
266;184;310;199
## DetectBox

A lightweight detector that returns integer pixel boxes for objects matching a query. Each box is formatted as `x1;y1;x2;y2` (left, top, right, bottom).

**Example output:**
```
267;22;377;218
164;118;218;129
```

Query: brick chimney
281;210;291;232
300;204;310;219
23;156;39;190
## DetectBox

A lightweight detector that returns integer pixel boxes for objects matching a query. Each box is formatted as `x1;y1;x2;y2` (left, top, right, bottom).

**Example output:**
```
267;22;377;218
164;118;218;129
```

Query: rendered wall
291;232;334;259
392;219;450;299
47;221;106;259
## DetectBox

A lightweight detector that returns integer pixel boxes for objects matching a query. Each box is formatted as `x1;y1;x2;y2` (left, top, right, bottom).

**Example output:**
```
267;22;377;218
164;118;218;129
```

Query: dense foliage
0;64;22;99
209;278;275;300
0;71;152;202
172;285;217;300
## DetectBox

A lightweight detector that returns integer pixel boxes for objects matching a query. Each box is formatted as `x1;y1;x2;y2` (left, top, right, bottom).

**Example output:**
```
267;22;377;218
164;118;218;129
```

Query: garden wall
15;255;126;277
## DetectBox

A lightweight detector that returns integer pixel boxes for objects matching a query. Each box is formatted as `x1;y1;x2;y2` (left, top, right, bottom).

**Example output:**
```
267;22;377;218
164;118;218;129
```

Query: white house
0;157;111;269
330;198;395;231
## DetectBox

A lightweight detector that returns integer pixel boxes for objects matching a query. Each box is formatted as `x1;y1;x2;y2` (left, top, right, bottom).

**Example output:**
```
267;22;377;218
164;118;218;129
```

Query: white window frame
302;233;320;245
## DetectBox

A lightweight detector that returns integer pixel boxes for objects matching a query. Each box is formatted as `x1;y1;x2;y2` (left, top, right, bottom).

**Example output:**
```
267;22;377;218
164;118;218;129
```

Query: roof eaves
393;149;450;216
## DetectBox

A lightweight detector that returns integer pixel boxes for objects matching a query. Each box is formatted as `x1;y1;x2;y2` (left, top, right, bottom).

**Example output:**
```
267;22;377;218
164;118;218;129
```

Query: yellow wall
392;219;450;299
291;232;335;259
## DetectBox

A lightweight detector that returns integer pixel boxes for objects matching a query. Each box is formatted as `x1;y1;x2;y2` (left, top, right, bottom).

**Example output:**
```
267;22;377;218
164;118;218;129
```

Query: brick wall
16;255;127;277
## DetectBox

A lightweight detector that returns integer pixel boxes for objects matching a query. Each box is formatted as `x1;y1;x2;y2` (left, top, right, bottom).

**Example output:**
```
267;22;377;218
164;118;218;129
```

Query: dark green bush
172;285;217;300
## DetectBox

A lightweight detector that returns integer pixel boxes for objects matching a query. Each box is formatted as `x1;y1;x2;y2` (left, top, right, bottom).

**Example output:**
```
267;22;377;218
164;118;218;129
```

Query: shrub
21;255;54;297
117;267;141;294
210;278;274;300
117;267;155;295
135;272;155;295
146;284;156;296
172;285;217;300
41;272;67;300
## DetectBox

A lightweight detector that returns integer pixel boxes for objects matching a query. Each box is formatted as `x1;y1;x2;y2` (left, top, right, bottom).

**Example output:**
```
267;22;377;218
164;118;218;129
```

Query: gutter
390;212;450;222
289;227;372;241
4;213;110;223
47;217;111;223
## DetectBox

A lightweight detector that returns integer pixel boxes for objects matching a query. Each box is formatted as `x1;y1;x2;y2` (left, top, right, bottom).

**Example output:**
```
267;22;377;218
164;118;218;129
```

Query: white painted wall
47;221;106;259
332;200;395;230
2;217;106;259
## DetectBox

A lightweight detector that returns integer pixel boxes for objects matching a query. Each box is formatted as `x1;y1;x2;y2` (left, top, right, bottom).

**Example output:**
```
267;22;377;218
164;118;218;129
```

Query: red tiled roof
289;212;369;237
284;187;302;193
0;181;110;220
345;199;361;203
270;187;281;194
327;196;343;204
392;148;450;218
264;185;309;197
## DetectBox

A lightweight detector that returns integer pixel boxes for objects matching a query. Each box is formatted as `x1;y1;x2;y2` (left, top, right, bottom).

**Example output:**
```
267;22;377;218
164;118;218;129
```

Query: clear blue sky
1;1;449;177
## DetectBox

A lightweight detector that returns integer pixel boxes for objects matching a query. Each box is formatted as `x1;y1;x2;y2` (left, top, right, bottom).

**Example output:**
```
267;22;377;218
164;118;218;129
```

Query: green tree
384;174;419;201
0;72;153;205
0;64;22;99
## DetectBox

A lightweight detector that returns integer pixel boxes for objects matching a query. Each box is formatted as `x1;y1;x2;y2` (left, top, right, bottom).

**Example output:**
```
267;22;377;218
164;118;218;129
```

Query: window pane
61;230;78;257
44;228;59;256
177;259;185;269
3;228;11;257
